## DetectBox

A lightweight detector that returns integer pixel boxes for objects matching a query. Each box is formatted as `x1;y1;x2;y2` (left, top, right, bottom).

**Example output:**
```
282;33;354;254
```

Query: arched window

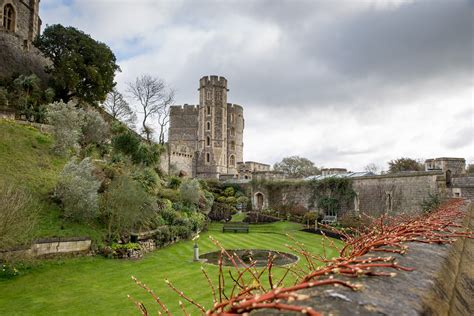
206;136;210;146
206;153;210;163
206;121;211;131
230;141;235;151
206;106;211;115
229;155;235;167
3;4;15;32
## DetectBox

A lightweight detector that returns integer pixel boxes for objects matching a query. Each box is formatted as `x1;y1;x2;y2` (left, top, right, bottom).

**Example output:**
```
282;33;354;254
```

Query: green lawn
0;221;341;315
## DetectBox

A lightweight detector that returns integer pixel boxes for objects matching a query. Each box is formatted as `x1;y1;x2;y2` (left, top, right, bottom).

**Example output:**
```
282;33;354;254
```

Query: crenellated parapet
199;75;228;90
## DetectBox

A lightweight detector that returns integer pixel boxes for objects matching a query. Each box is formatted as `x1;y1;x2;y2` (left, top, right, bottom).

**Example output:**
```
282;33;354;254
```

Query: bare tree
157;104;171;145
127;75;174;143
101;88;137;127
364;163;380;175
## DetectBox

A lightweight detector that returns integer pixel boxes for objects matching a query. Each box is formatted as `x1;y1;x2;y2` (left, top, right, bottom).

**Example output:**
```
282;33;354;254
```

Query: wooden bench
321;215;337;225
223;222;249;233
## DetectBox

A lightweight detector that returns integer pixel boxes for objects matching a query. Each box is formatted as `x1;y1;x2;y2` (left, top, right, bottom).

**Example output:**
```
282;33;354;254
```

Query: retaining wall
0;237;91;259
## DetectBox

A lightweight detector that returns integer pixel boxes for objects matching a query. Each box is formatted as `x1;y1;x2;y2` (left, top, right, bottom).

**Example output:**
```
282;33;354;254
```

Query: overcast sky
40;0;473;171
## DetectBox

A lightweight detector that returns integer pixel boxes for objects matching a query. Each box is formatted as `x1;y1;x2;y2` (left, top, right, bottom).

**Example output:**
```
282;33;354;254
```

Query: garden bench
223;222;249;233
321;215;337;225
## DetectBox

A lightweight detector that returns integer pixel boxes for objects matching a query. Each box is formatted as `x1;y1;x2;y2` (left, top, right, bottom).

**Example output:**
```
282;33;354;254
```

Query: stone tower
167;75;244;179
0;0;42;47
196;76;229;178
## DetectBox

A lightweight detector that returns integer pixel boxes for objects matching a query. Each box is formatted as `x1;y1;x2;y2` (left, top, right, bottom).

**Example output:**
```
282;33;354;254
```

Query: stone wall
452;175;474;200
0;32;50;82
168;104;199;150
0;0;41;44
259;202;474;316
0;236;92;259
250;171;447;216
352;171;446;216
160;143;195;177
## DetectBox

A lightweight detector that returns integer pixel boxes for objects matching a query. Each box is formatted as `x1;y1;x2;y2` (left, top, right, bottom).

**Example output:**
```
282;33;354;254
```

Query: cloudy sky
40;0;473;171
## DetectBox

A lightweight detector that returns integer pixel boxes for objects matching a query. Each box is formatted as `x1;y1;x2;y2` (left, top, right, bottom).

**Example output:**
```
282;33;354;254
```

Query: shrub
180;179;202;206
46;101;84;155
132;167;158;192
223;187;235;197
167;176;182;190
112;130;140;158
55;157;100;222
0;182;37;249
81;109;109;146
158;188;181;202
208;202;235;222
100;174;155;241
199;191;215;215
420;193;441;214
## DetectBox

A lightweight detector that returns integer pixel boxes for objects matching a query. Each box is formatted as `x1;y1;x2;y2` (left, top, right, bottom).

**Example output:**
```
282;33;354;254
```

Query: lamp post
192;231;201;262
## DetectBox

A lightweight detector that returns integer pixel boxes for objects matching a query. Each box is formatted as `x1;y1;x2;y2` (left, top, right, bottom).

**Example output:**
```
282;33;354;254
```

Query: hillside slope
0;119;104;241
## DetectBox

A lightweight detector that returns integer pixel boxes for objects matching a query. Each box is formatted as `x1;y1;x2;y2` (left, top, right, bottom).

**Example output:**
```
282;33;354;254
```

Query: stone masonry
165;76;247;179
0;0;50;81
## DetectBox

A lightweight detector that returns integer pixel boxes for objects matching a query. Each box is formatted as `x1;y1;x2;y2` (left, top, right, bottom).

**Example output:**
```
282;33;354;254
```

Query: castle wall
452;176;474;200
0;31;50;81
227;103;244;174
168;104;199;151
352;171;446;216
249;171;447;216
0;0;41;44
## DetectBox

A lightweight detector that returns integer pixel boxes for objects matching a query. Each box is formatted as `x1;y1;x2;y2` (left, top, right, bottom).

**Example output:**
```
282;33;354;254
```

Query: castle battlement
199;75;228;89
227;103;243;111
170;104;199;113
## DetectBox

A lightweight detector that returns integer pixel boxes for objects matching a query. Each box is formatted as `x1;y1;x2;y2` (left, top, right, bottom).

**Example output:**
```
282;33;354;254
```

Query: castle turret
227;103;244;174
196;75;229;178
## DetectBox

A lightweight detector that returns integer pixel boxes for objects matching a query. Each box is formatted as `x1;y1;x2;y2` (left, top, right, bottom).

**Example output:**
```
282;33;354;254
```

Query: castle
0;0;41;47
162;75;270;179
0;0;49;81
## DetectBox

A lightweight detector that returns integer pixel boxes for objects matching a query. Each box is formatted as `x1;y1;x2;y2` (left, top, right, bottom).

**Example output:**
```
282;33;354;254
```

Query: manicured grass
229;211;246;222
0;221;341;315
0;120;106;241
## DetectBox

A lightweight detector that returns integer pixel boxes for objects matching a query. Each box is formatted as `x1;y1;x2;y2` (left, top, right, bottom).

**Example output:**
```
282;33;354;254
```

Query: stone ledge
256;203;473;315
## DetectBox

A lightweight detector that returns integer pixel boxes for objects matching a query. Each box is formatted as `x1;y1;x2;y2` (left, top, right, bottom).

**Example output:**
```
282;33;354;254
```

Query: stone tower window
206;121;211;131
229;155;235;167
206;136;210;146
230;141;235;151
3;4;15;32
206;153;210;163
230;113;234;123
206;106;211;115
230;127;235;137
206;90;211;100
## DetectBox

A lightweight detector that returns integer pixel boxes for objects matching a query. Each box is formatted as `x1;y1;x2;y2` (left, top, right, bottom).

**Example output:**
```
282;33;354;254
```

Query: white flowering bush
55;157;100;222
81;109;110;146
46;101;83;155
